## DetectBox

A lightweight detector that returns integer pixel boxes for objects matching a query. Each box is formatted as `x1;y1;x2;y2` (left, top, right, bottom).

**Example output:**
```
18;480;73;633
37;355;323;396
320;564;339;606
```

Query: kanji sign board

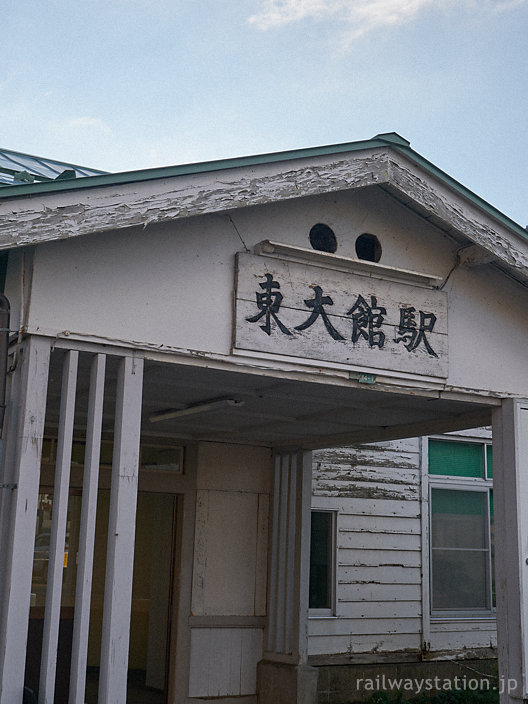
234;253;448;378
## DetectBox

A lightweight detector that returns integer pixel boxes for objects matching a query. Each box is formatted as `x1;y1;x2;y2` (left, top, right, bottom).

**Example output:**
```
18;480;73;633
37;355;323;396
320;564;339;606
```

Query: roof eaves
0;132;525;244
0;136;388;200
372;134;528;243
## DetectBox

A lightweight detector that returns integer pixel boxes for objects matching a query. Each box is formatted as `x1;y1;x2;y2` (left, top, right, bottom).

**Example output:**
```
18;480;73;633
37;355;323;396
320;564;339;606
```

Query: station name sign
234;253;448;378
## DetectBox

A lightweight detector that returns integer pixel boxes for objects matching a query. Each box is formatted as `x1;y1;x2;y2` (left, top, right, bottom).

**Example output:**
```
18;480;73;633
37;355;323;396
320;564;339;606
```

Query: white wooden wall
310;436;497;658
187;442;272;699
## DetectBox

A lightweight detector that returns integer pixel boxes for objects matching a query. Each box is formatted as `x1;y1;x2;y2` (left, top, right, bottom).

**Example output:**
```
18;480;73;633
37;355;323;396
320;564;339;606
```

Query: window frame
425;435;494;621
308;508;337;618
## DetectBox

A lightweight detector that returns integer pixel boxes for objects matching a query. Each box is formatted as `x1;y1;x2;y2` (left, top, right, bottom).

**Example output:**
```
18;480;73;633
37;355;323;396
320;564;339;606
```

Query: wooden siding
310;436;498;658
310;438;423;656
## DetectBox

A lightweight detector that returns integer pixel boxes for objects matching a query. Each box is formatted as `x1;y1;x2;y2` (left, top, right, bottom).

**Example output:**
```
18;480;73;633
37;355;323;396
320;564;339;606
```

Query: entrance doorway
27;488;178;704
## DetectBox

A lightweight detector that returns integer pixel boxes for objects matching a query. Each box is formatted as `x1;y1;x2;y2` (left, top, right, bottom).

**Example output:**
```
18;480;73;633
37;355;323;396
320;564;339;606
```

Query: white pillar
493;399;528;704
0;336;51;704
267;450;312;660
69;353;106;704
98;355;144;704
260;450;317;704
39;350;79;703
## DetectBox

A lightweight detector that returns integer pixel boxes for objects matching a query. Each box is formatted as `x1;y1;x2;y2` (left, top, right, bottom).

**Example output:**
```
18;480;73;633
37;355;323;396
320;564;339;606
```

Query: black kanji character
394;306;438;357
347;295;386;348
246;273;292;336
294;285;344;340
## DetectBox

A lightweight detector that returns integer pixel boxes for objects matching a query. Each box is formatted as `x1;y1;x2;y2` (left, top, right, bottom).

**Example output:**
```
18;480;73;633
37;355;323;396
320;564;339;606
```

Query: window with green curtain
486;445;493;478
431;488;490;610
429;438;494;615
429;439;484;477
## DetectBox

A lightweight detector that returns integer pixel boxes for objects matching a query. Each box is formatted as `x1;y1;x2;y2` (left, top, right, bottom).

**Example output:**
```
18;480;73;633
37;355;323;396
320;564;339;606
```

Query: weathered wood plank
335;600;421;619
40;350;79;704
309;616;422;637
339;565;421;584
428;629;497;651
314;437;421;457
98;356;143;704
430;619;496;633
337;583;422;601
311;497;421;517
314;452;420;472
308;632;422;655
235;252;448;378
0;152;391;248
69;353;106;704
337;548;421;568
338;515;421;533
316;483;419;501
0;337;51;704
314;466;420;487
188;628;262;696
387;153;528;284
338;531;420;551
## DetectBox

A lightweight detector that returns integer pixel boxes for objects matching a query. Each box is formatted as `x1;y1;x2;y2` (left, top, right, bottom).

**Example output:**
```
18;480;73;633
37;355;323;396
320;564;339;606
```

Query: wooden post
266;450;312;660
39;350;79;703
69;353;106;704
260;450;317;704
98;355;143;704
493;399;528;704
0;336;51;704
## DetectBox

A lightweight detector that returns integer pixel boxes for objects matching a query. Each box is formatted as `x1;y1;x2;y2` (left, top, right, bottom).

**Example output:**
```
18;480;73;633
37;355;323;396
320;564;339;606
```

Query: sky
2;0;527;225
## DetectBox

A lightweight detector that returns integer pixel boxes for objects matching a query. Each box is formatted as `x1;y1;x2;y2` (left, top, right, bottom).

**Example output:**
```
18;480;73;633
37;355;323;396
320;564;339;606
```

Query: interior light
149;398;244;423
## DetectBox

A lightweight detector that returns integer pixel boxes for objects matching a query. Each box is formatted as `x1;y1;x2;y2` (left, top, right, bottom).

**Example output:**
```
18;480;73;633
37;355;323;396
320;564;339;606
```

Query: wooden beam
0;151;390;248
98;355;143;704
265;451;312;662
493;399;528;703
69;353;106;704
39;350;79;704
0;337;51;704
458;244;497;268
386;154;528;285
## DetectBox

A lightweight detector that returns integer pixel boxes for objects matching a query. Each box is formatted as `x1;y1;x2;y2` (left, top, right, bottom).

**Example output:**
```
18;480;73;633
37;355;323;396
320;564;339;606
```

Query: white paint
17;184;528;399
311;435;498;659
40;350;79;704
266;451;312;662
0;337;51;704
493;399;528;703
98;356;144;704
69;353;106;704
191;489;268;616
1;146;528;291
235;252;448;378
188;628;263;697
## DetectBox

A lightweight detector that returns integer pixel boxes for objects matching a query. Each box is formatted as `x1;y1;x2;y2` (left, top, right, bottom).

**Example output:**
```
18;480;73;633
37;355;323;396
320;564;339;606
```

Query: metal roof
0;147;106;186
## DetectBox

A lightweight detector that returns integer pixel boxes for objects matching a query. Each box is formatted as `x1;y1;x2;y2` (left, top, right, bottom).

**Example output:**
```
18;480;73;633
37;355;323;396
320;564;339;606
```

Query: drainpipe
0;294;10;438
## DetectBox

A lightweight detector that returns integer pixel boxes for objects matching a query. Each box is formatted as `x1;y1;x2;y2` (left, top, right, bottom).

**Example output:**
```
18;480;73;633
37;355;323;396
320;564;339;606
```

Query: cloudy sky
2;0;527;224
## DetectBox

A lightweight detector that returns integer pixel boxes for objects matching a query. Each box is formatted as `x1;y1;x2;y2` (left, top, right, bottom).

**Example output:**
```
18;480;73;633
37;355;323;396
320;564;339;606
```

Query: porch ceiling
44;351;495;450
140;360;494;448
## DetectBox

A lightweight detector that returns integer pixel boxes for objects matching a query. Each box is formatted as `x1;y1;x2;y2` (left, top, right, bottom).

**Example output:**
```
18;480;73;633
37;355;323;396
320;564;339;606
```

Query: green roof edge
0;133;525;241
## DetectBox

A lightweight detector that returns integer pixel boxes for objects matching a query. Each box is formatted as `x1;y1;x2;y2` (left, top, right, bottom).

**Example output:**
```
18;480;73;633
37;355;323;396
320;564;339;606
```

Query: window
429;438;494;616
309;510;336;614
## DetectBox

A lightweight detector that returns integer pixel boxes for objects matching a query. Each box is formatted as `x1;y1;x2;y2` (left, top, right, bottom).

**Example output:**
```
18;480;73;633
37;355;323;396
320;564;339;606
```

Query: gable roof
1;132;528;287
0;132;522;236
0;147;106;186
